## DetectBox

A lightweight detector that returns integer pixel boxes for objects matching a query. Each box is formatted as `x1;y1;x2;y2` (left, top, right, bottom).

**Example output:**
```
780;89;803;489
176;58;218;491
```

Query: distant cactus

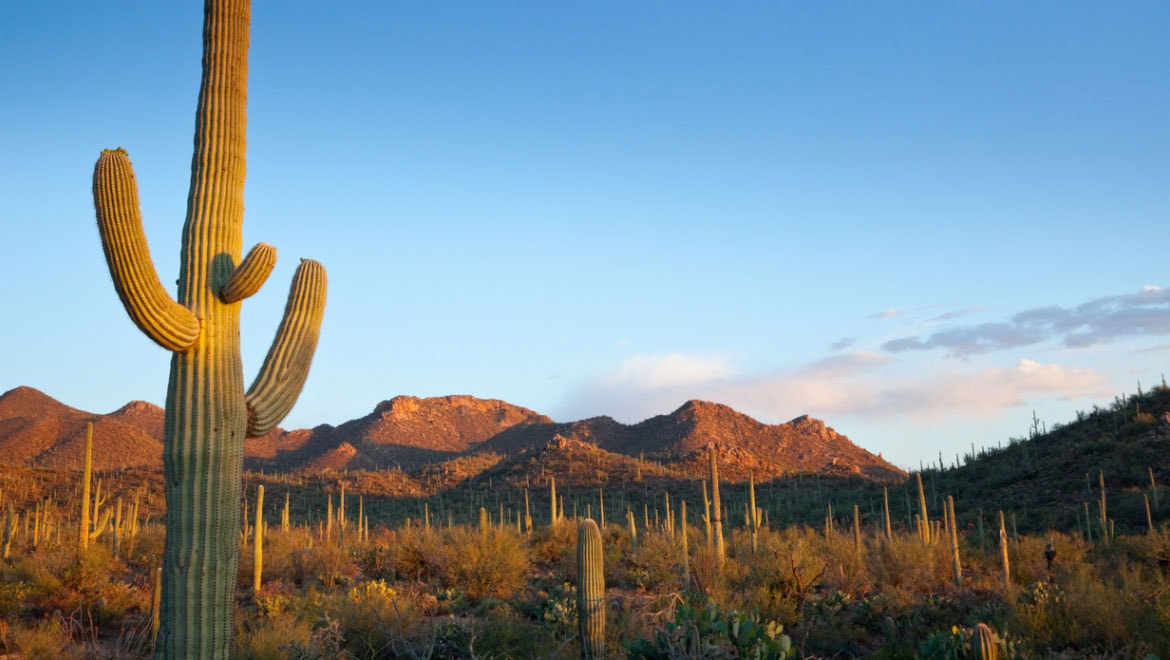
577;518;606;659
748;473;761;555
551;477;559;526
998;510;1011;592
701;479;712;549
627;509;637;550
709;445;725;568
91;1;327;653
916;473;931;544
853;504;862;556
947;495;961;586
282;492;290;533
2;504;16;559
524;489;532;534
883;486;893;542
78;423;110;551
253;485;264;596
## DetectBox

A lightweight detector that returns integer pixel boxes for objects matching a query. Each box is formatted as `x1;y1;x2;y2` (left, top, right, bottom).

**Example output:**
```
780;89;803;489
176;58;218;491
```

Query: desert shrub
466;601;555;659
234;609;314;660
9;616;75;660
1010;532;1085;585
526;519;576;580
243;526;316;588
626;599;795;659
91;579;150;624
626;528;685;593
726;526;824;627
358;528;398;581
333;579;422;658
443;526;529;601
1007;558;1169;654
870;533;950;593
394;525;449;585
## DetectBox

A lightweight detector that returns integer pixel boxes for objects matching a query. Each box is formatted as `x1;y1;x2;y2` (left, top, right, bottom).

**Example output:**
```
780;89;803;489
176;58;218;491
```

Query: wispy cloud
829;337;856;351
559;352;1108;425
882;286;1170;357
923;307;985;327
869;309;901;320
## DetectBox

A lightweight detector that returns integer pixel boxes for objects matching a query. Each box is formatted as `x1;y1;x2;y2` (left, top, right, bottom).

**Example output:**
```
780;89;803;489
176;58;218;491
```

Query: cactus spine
577;518;605;659
91;1;327;655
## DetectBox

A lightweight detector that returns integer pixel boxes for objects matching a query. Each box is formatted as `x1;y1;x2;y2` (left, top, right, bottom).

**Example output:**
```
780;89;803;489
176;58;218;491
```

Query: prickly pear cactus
91;1;326;657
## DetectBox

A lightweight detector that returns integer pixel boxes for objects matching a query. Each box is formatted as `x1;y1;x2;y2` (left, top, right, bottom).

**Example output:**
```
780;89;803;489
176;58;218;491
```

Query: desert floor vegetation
3;386;1170;657
2;492;1170;657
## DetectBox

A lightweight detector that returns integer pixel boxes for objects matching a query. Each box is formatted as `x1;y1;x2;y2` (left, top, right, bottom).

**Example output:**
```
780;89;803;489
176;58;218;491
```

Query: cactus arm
90;507;112;541
244;259;327;437
93;148;201;352
220;242;276;303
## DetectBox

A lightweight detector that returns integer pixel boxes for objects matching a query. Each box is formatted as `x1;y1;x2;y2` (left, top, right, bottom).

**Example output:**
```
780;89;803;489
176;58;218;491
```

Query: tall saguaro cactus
577;518;606;659
91;2;327;657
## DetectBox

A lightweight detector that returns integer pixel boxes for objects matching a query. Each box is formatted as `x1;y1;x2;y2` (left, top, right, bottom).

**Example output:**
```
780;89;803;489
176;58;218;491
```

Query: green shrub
626;600;794;659
444;527;529;601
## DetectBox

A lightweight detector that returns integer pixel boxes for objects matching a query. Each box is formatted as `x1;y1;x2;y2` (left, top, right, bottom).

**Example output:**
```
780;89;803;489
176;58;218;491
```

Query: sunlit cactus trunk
577;518;606;659
91;1;326;657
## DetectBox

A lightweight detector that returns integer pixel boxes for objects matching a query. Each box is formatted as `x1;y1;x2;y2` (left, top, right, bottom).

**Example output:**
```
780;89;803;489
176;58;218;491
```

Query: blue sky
2;2;1167;470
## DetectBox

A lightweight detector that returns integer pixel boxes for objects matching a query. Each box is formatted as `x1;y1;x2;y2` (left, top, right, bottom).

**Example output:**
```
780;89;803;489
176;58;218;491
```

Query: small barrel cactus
577;518;605;659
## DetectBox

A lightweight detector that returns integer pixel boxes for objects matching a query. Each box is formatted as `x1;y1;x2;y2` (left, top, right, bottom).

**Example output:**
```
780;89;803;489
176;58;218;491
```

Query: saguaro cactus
577;518;606;659
253;485;264;596
916;473;931;544
91;2;327;657
709;445;725;568
971;623;999;660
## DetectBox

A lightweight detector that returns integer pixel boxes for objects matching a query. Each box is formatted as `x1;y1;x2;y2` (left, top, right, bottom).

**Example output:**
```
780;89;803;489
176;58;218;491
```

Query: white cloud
559;353;1109;426
601;353;733;389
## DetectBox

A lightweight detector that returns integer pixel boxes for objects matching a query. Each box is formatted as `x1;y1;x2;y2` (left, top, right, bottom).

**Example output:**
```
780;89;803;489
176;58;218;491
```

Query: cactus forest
2;0;1169;658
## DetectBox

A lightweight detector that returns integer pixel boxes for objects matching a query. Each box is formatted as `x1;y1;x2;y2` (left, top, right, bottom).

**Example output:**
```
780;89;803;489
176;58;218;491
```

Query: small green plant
625;600;794;659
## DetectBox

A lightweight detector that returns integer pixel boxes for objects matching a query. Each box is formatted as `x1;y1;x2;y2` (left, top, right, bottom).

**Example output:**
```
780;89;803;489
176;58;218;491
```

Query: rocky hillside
0;386;904;482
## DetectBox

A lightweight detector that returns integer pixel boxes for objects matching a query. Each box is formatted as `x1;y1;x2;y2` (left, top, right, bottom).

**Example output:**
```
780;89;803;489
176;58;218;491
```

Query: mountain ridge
0;385;904;481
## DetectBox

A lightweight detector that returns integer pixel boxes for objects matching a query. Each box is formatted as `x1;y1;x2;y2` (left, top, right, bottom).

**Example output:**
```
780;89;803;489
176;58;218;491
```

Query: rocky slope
0;386;904;481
